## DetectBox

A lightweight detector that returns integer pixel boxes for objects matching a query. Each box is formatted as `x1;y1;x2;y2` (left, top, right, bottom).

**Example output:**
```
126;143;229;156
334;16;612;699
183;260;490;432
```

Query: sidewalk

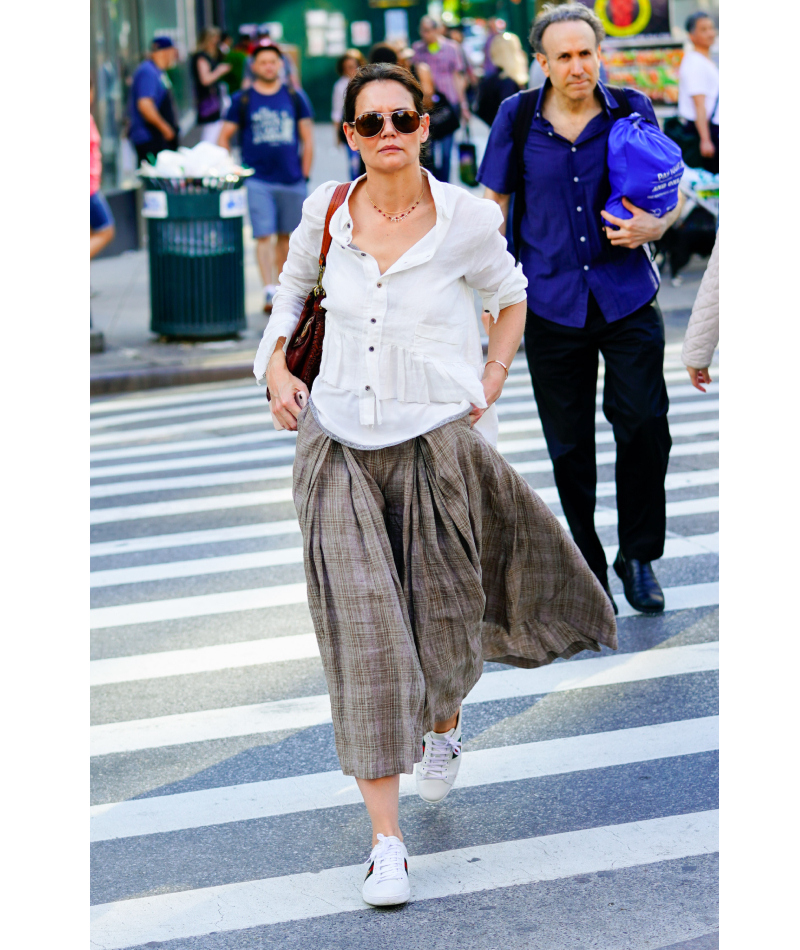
90;122;705;396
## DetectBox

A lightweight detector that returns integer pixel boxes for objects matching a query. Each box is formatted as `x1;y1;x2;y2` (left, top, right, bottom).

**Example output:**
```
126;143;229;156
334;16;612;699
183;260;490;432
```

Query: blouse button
577;206;583;212
370;318;376;323
360;252;366;257
377;282;382;288
571;147;577;152
368;346;374;352
365;385;371;391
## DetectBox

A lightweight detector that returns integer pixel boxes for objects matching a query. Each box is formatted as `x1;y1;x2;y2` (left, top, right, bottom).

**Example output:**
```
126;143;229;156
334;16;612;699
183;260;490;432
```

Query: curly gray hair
530;2;605;56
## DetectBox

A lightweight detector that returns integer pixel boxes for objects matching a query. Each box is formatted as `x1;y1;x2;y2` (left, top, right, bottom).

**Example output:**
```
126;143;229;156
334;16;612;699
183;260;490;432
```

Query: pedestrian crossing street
90;341;719;949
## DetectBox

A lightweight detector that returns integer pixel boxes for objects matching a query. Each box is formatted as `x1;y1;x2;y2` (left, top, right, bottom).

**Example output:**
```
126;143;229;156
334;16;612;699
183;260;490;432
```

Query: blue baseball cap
152;36;176;50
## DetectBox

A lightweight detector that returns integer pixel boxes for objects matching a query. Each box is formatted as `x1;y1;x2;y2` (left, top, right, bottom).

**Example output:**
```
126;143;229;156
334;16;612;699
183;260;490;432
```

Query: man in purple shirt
412;16;468;182
480;3;684;615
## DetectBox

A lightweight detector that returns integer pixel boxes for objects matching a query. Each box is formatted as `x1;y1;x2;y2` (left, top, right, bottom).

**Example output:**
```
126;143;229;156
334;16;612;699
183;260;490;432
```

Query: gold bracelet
485;359;509;379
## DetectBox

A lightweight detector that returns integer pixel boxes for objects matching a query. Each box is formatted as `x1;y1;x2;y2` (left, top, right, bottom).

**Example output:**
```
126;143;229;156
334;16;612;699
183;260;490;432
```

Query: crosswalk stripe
89;379;717;437
90;411;276;447
89;446;717;501
90;488;294;525
90;429;295;464
88;441;719;556
88;430;718;486
498;398;718;434
499;417;719;454
90;536;718;677
90;716;718;841
512;440;718;474
89;517;719;593
89;809;718;947
90;396;718;450
89;640;718;755
90;444;299;481
89;503;718;622
90;519;301;558
89;382;715;464
90;395;266;431
90;458;719;527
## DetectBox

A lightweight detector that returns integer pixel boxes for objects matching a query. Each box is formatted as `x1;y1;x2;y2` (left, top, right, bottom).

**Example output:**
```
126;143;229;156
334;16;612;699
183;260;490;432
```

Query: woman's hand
687;366;712;393
470;361;507;426
267;349;309;430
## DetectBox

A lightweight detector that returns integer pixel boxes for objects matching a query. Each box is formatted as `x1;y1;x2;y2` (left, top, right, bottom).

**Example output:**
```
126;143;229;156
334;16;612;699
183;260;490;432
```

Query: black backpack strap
237;89;249;129
511;88;539;264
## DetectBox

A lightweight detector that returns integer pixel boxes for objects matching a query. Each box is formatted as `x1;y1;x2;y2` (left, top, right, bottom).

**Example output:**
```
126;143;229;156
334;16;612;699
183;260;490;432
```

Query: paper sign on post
220;190;246;218
142;191;168;218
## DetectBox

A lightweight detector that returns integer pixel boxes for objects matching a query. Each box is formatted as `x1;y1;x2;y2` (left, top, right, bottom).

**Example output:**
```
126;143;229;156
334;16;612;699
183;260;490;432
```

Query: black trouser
525;296;672;587
134;135;178;166
686;120;719;174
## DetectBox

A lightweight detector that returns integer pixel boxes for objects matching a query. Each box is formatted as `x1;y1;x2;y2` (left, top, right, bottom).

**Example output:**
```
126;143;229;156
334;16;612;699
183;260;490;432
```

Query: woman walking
255;63;616;907
191;26;231;144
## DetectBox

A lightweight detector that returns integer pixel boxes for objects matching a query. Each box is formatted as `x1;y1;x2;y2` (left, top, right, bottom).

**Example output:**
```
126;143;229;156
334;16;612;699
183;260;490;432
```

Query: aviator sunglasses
351;110;422;138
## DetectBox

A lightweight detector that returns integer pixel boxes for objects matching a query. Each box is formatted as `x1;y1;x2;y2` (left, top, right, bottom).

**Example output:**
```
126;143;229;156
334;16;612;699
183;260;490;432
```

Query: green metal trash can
141;174;251;339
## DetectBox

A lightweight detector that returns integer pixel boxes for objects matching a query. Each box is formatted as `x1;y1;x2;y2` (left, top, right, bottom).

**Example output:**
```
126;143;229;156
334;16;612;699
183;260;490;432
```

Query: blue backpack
605;112;684;224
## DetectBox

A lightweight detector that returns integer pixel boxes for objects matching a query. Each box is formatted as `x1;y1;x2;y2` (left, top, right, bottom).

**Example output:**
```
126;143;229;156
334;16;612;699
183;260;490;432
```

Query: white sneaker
415;706;463;804
361;834;410;907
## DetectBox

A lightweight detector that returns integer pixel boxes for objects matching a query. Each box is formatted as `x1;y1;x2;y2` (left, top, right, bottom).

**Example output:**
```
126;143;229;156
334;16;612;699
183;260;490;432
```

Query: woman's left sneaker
361;834;410;906
415;707;463;803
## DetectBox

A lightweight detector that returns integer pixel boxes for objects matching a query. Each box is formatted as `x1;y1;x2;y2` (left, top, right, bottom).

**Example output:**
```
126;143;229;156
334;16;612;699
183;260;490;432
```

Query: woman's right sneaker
361;834;410;907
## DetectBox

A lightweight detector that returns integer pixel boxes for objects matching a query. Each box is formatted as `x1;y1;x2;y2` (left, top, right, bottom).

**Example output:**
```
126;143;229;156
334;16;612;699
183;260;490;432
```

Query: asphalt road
90;324;719;950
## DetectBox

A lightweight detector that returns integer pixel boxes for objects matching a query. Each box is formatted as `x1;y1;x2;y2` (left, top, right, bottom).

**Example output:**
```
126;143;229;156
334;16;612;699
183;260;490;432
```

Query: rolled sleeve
253;183;335;384
465;202;528;321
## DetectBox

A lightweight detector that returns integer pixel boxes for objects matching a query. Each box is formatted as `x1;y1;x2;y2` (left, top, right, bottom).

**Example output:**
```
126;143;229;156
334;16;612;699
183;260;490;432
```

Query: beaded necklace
365;185;425;223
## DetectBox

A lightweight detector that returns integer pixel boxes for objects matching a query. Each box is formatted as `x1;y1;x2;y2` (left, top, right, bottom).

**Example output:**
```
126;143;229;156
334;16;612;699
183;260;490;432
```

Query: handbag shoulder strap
316;182;350;286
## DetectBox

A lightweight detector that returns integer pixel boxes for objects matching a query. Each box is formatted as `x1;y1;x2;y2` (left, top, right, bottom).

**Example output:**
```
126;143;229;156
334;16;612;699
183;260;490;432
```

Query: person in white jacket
682;233;719;392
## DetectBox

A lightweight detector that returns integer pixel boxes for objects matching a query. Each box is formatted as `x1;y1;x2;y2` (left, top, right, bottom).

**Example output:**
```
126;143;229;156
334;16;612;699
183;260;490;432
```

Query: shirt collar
533;78;619;120
331;167;451;246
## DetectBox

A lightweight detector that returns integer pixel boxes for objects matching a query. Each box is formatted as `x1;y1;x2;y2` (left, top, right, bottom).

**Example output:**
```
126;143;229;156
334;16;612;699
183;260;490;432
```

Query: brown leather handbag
266;182;351;401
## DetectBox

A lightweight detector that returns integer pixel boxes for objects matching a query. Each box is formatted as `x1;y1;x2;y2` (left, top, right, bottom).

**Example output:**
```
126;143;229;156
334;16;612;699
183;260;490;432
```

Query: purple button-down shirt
478;81;662;327
411;38;465;106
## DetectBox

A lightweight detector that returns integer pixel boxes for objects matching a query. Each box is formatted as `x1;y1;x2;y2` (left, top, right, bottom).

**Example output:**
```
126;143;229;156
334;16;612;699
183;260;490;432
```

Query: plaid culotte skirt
292;404;618;779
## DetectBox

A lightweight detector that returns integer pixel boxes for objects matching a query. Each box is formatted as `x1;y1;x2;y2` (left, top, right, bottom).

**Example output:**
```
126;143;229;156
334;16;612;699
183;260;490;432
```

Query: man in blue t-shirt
128;37;179;165
218;44;314;312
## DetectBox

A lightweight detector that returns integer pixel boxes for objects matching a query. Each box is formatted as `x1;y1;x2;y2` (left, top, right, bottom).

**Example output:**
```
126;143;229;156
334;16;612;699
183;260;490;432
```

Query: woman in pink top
90;84;116;258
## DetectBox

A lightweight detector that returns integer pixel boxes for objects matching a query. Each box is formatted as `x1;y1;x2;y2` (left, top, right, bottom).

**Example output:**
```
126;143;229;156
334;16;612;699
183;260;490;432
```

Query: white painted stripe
88;376;713;464
90;487;294;526
91;537;718;684
89;448;717;503
498;398;718;434
90;411;276;447
90;464;295;499
90;501;717;591
89;639;718;755
90;383;255;416
90;444;298;481
89;810;718;947
91;545;306;590
90;429;293;464
91;395;265;430
90;396;717;449
500;418;719;454
90;520;301;558
90;716;718;840
88;445;718;557
90;581;308;631
90;475;718;533
512;439;719;474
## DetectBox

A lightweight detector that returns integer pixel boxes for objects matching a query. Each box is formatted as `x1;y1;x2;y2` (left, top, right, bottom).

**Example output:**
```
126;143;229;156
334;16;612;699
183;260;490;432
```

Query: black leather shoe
613;551;665;614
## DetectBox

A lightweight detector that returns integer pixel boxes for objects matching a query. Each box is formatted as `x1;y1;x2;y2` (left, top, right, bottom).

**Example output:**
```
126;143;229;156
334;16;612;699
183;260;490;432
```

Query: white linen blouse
253;168;528;448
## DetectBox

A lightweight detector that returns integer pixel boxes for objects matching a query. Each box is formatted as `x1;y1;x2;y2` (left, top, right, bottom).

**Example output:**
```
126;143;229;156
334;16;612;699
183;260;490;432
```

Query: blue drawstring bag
605;113;684;226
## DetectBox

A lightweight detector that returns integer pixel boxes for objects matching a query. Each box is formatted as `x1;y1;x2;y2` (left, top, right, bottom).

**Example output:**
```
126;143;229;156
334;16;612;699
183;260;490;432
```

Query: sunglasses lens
355;113;383;137
392;111;421;133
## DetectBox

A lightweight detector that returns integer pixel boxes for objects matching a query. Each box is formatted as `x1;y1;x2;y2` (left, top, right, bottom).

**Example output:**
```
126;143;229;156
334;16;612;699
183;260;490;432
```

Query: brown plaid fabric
292;407;617;779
